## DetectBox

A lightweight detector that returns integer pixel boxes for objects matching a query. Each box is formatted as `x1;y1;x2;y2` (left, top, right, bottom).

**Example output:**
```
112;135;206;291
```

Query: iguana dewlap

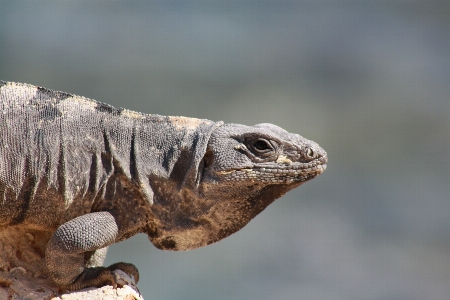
0;81;327;291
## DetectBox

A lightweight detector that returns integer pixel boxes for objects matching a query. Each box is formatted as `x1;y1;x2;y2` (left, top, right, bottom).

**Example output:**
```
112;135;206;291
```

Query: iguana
0;81;327;291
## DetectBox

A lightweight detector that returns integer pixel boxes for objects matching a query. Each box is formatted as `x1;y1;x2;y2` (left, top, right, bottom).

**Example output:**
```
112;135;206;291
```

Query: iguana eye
250;138;273;153
253;140;270;151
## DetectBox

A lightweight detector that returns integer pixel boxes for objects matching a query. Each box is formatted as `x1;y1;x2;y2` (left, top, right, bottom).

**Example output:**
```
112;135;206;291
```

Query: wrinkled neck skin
128;117;229;250
97;113;225;247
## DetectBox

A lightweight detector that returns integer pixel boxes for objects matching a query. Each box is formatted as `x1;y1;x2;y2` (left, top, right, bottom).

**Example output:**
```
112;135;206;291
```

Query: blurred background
1;1;449;299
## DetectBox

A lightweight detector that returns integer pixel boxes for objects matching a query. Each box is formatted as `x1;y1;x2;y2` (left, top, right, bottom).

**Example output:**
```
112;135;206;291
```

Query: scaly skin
0;81;327;290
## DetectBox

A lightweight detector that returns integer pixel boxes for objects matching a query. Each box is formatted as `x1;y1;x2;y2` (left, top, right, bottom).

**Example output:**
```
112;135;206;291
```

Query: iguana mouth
255;162;327;175
217;156;327;183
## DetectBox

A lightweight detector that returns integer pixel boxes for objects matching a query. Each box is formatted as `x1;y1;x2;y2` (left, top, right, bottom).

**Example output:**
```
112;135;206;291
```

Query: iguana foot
64;262;139;291
108;262;140;284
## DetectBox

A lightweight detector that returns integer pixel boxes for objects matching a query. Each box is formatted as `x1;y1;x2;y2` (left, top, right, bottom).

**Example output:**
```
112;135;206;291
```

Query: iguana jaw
215;155;327;184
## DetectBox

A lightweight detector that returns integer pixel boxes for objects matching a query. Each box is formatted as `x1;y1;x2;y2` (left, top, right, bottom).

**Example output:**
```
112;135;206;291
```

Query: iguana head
148;122;327;251
201;123;327;186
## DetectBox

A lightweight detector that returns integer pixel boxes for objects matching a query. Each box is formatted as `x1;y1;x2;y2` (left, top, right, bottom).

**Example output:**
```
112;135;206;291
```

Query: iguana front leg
45;212;139;290
84;246;109;268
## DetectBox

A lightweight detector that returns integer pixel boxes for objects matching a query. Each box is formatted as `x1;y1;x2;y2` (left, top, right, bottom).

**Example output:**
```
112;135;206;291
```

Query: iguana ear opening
194;148;214;186
181;121;223;189
202;149;214;169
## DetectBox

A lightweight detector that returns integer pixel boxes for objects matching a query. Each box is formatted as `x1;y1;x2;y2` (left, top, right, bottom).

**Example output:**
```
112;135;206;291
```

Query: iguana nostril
305;147;315;159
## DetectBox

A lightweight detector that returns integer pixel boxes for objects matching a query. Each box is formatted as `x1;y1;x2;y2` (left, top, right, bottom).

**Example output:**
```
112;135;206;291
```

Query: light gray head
148;122;327;251
201;123;327;185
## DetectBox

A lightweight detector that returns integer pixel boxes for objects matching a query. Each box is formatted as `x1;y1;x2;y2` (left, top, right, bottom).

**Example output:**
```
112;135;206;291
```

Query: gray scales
0;81;327;291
